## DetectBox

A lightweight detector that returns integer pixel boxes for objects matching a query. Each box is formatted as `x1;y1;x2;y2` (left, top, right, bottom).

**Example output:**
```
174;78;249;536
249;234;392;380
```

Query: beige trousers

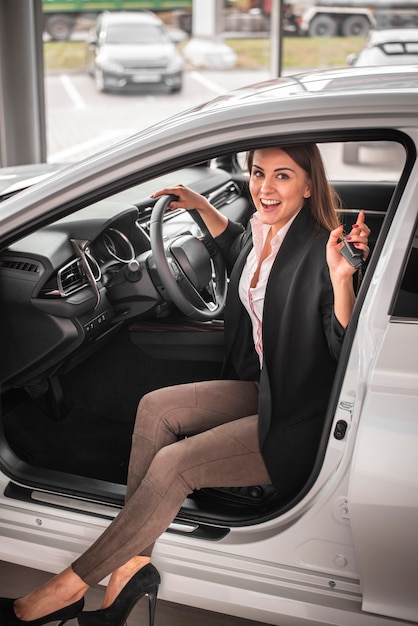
72;380;271;585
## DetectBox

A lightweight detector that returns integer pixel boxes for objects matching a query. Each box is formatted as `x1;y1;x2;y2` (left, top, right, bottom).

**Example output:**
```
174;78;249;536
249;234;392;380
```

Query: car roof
99;11;163;26
194;65;418;112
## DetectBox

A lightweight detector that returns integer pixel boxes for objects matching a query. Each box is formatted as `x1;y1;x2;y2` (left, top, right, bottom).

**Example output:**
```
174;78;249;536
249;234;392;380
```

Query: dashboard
0;166;250;389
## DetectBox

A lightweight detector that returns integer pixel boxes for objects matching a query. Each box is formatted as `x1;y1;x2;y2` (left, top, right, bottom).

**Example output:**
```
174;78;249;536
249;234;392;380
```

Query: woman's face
249;147;311;236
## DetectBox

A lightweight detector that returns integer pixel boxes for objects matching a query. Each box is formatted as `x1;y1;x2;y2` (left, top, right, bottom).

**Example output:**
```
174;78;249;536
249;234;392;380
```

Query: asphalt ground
44;66;270;164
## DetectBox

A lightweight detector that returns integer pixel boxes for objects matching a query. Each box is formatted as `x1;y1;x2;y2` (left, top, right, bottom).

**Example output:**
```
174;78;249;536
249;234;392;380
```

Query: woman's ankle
14;568;88;620
101;557;151;609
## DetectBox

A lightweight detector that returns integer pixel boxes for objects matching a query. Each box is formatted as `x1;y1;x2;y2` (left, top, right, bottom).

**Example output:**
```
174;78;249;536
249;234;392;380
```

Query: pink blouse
238;212;299;366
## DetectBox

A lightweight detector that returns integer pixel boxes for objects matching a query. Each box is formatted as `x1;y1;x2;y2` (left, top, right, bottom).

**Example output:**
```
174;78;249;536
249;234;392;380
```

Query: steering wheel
149;195;227;321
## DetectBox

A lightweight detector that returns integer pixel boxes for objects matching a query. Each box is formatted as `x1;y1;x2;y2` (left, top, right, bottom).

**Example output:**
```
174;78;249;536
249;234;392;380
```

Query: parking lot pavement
44;68;270;163
0;561;271;626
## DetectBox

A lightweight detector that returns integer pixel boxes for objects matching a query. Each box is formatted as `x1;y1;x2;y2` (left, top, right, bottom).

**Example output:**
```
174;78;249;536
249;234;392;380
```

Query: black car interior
0;141;405;532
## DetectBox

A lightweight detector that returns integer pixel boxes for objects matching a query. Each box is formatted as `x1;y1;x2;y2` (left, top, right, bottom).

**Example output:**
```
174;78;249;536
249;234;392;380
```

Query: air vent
0;259;41;273
57;258;87;296
208;182;241;210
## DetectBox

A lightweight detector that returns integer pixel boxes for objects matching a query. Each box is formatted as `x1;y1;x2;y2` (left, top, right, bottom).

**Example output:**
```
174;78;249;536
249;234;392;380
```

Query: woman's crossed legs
14;380;271;620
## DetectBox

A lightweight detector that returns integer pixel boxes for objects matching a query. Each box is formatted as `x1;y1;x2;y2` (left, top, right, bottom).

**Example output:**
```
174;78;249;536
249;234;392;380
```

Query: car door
348;168;418;623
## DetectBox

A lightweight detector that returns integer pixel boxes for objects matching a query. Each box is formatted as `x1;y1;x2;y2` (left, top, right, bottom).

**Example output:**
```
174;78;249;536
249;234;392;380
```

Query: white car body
0;65;417;625
349;27;418;66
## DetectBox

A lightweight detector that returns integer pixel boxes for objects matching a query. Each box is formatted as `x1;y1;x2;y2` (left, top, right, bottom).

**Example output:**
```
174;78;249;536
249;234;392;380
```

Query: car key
340;236;364;269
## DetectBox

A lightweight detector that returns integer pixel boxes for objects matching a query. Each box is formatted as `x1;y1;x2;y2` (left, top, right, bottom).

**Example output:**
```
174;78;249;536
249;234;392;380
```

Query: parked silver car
0;65;417;625
86;11;184;93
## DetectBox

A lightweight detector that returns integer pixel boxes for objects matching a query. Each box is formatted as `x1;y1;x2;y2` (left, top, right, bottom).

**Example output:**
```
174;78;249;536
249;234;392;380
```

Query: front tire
95;68;107;93
44;14;75;41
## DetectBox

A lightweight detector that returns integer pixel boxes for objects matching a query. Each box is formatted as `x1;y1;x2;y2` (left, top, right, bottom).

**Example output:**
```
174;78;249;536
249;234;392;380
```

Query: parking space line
189;71;227;95
59;74;88;110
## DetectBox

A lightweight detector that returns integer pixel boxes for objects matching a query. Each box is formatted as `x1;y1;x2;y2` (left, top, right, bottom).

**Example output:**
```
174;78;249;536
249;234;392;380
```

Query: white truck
292;0;418;37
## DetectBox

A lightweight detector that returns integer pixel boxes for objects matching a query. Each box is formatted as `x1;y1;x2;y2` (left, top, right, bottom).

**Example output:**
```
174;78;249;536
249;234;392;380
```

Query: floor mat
3;401;132;484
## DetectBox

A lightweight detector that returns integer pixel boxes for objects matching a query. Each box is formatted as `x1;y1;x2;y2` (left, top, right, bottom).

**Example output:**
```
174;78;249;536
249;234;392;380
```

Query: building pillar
0;0;46;166
270;0;283;77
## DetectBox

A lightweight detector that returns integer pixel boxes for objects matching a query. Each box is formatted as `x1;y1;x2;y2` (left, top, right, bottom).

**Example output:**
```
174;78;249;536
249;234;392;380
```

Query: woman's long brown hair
247;144;341;231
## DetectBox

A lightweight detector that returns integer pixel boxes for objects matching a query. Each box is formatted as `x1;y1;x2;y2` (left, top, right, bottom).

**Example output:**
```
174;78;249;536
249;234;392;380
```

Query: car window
391;221;418;320
105;24;169;45
238;140;405;182
382;41;418;54
321;141;405;181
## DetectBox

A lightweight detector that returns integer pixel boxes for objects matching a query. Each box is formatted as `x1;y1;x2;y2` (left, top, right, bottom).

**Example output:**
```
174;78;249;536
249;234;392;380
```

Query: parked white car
348;27;418;66
0;65;417;625
344;28;418;165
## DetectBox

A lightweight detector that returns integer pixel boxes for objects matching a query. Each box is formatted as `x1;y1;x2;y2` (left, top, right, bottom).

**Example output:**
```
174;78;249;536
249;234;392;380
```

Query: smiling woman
0;138;372;626
0;67;417;626
248;147;315;233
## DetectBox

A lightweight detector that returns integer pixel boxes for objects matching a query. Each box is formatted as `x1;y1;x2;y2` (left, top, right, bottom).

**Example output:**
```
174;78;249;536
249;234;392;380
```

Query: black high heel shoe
77;563;160;626
0;597;84;626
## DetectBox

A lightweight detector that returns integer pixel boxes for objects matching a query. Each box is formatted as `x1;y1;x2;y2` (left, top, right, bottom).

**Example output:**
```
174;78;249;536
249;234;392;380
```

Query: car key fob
340;237;364;269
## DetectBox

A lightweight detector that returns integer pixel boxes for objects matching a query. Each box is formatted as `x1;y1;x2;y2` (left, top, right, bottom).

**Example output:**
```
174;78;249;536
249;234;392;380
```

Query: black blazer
216;205;345;502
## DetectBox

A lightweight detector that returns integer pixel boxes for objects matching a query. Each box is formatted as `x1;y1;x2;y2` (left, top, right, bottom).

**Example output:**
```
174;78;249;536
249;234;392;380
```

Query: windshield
105;23;169;45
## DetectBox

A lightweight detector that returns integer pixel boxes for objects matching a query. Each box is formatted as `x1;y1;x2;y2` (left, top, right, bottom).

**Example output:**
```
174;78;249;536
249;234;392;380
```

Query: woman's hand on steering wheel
151;184;228;239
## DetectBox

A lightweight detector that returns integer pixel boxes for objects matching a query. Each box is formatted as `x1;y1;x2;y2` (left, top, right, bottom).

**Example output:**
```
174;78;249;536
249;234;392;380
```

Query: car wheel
86;54;95;78
44;14;75;41
95;68;107;93
341;15;370;37
308;15;338;37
